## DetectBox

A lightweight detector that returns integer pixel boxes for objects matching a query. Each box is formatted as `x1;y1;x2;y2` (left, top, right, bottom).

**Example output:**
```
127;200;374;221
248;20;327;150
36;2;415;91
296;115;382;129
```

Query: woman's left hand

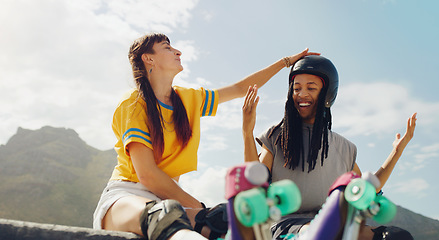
393;112;417;151
242;85;259;134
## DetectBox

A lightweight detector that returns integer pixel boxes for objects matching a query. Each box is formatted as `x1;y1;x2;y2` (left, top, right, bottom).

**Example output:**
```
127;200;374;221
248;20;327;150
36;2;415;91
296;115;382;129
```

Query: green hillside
0;126;115;227
0;126;438;239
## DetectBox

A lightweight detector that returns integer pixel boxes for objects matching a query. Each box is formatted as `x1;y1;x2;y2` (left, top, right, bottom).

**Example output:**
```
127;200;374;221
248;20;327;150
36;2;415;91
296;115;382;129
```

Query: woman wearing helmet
242;55;416;239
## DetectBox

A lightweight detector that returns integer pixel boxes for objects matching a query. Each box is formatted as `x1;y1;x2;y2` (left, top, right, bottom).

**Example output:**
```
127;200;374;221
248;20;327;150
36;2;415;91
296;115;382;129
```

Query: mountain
368;205;439;239
0;126;438;239
0;126;116;227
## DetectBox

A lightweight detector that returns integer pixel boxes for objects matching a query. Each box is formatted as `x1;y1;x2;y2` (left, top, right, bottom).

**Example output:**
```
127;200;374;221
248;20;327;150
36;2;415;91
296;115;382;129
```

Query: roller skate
298;172;397;240
224;162;301;240
223;165;398;240
341;172;397;240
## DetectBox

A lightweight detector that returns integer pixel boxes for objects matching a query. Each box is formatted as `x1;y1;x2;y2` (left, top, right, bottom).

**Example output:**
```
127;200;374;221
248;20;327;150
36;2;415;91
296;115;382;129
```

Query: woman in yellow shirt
93;32;318;240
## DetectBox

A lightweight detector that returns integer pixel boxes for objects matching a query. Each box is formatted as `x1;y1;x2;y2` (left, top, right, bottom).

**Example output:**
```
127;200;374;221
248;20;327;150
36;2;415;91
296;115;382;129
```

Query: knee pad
372;226;414;240
140;200;193;240
194;203;228;239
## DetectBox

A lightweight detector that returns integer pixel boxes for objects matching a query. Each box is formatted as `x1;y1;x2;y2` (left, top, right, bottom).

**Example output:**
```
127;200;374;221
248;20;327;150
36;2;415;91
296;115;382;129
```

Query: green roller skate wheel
267;179;301;215
234;188;269;227
345;178;376;210
373;195;397;224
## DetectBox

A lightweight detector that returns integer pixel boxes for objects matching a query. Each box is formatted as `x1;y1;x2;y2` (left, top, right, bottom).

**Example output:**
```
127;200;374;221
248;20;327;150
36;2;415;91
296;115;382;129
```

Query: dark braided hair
270;80;332;172
128;33;192;162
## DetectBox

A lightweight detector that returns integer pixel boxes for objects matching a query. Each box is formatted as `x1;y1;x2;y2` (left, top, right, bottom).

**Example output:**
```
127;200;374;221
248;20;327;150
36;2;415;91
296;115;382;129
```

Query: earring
149;68;152;74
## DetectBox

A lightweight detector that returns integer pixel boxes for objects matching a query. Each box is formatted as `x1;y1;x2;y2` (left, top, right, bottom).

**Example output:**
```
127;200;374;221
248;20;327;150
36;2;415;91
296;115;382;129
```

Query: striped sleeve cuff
202;89;217;117
122;128;152;145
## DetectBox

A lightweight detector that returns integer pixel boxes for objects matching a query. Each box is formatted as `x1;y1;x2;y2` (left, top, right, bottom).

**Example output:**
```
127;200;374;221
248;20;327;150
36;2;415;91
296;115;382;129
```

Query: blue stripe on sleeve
124;134;152;145
208;90;215;116
122;128;151;144
202;90;209;116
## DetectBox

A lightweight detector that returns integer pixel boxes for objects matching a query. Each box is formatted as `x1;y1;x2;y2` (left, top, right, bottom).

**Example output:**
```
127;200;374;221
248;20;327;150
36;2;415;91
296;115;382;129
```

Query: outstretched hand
393;113;417;151
286;48;321;67
242;85;259;134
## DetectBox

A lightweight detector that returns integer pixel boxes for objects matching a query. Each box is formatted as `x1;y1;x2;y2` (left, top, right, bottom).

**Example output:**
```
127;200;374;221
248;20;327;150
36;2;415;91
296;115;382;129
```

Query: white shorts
92;180;161;229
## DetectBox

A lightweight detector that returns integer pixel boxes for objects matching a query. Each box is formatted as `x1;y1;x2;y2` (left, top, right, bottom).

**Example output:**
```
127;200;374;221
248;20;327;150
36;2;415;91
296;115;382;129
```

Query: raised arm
128;142;203;209
242;85;260;163
375;113;417;191
242;85;276;174
217;49;320;104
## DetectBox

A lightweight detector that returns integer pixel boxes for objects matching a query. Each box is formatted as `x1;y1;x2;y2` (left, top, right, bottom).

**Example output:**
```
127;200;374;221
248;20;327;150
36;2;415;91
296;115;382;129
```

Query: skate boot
342;172;397;240
298;172;397;240
224;162;301;240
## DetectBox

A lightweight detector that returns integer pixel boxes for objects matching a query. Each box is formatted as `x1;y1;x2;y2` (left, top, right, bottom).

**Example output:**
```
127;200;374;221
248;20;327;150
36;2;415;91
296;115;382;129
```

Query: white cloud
199;134;229;152
333;81;439;137
367;143;376;148
403;143;439;172
387;178;429;198
204;99;243;130
0;0;200;149
117;0;198;31
179;166;228;206
421;143;439;153
201;10;215;22
173;40;203;88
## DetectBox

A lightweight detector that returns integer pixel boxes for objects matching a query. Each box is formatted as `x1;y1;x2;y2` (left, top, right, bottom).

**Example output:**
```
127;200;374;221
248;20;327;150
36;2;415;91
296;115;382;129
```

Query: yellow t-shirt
110;86;219;181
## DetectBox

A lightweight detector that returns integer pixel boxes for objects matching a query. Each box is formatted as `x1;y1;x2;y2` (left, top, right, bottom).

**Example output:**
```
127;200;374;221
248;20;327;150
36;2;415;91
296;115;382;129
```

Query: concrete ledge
0;218;143;240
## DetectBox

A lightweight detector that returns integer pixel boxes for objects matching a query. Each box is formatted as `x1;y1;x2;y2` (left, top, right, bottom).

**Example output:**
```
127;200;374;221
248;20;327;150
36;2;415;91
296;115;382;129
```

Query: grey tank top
256;123;356;213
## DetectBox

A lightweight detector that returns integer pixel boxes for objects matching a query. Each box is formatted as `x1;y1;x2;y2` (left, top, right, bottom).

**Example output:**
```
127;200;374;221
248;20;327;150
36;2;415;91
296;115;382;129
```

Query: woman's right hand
242;85;259;135
285;48;320;67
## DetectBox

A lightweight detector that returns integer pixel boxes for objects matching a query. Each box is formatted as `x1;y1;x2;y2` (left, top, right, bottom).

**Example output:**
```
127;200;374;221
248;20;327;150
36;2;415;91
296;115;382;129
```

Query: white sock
170;229;207;240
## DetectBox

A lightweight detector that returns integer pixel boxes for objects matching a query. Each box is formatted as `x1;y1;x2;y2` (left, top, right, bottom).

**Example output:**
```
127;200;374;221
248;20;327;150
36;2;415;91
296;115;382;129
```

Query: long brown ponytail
128;33;192;162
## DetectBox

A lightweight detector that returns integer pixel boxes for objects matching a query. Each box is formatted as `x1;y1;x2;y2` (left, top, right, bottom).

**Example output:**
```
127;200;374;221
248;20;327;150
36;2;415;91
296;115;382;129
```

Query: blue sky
1;0;438;221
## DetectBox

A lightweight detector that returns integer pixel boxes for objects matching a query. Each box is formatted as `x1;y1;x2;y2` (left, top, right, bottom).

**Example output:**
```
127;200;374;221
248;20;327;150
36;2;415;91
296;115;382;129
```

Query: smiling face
292;74;324;124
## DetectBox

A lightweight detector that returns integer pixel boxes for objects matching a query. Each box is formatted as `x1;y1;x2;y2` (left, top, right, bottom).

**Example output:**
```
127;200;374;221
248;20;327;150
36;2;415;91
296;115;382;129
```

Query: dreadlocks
269;81;332;172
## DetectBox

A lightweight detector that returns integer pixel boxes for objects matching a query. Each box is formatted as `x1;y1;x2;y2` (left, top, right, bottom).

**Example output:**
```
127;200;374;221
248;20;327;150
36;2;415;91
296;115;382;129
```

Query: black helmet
289;55;339;108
